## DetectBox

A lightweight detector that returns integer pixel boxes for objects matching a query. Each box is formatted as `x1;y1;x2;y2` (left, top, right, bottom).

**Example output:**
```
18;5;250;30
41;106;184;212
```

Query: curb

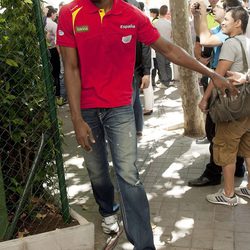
0;208;94;250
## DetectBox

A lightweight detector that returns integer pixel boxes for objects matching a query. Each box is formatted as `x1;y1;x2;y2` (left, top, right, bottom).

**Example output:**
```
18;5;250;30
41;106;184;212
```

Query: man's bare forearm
152;37;215;79
151;37;238;95
60;46;83;123
64;67;82;123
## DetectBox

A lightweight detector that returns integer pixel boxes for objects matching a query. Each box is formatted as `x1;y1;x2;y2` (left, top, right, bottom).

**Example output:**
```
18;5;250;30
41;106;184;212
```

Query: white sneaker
206;189;238;206
156;82;168;89
102;215;119;234
235;186;250;199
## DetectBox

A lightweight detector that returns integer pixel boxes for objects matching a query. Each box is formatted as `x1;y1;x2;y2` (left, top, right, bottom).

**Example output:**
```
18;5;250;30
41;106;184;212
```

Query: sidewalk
58;83;250;250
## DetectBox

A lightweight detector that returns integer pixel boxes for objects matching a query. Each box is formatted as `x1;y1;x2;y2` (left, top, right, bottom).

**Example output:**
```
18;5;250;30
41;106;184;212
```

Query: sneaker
156;82;168;89
206;189;238;206
235;186;250;199
102;215;119;234
195;136;209;144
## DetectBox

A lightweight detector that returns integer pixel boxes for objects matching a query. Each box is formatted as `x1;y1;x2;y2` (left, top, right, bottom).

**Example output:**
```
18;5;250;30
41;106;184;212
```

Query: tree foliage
0;0;57;221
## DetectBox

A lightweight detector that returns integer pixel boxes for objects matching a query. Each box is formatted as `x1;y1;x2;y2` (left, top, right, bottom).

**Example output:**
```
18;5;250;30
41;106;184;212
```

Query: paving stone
58;85;250;250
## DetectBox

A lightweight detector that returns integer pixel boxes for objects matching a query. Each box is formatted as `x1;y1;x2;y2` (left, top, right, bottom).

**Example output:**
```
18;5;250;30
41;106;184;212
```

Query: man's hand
211;72;238;96
227;71;247;85
73;118;95;152
190;2;201;16
198;98;208;113
140;75;150;89
190;0;207;15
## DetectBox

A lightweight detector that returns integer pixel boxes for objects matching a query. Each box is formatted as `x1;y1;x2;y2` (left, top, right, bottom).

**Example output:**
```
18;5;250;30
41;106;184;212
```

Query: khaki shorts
213;116;250;166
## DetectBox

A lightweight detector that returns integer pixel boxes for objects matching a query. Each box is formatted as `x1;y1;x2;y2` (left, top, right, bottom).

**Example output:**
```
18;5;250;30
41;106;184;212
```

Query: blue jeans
132;74;143;133
81;106;155;250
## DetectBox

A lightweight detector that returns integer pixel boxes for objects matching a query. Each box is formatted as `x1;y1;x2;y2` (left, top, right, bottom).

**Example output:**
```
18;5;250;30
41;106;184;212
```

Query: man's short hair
223;0;242;9
138;2;144;11
149;8;159;16
159;5;168;16
226;6;249;33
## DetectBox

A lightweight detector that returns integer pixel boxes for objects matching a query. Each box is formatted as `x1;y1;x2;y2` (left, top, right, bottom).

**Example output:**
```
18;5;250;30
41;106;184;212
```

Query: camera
206;6;212;13
194;2;200;10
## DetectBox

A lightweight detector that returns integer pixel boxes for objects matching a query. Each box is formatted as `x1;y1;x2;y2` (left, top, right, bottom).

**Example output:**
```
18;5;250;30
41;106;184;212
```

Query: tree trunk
170;0;205;137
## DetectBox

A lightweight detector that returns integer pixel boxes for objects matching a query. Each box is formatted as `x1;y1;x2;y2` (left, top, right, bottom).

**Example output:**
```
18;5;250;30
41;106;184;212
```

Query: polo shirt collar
84;0;122;15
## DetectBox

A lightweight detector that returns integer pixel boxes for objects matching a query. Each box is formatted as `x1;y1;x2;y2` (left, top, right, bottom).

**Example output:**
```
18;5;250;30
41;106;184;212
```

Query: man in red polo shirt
57;0;234;249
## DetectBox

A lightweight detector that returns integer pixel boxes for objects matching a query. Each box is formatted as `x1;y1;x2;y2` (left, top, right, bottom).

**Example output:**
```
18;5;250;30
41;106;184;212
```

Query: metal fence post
32;0;70;223
0;161;8;241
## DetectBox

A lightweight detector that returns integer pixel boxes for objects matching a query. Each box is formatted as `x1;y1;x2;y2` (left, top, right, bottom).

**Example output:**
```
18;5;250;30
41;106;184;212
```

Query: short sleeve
56;6;76;48
136;11;160;46
219;39;236;62
211;26;228;43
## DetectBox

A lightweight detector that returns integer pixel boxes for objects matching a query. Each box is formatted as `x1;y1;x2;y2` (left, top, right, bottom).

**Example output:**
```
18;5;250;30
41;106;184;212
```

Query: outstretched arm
150;37;236;95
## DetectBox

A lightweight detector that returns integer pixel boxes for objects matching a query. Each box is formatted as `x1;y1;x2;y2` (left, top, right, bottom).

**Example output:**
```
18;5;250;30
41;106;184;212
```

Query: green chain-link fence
0;0;70;241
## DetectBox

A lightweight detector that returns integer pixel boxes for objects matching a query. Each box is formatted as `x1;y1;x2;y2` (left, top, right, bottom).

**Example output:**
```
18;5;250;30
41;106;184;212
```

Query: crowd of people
42;0;250;249
43;2;67;106
188;0;250;207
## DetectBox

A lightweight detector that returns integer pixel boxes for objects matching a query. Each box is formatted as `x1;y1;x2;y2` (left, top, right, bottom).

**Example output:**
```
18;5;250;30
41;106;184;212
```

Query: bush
0;0;59;228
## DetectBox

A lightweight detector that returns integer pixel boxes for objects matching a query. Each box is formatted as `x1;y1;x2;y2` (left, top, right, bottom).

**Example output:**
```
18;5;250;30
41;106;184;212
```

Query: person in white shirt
154;5;173;88
45;7;61;99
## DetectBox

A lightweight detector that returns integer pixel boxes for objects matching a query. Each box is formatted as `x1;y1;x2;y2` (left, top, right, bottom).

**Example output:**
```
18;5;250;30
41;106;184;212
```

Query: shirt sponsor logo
122;35;132;44
120;24;136;29
58;30;64;36
76;25;89;33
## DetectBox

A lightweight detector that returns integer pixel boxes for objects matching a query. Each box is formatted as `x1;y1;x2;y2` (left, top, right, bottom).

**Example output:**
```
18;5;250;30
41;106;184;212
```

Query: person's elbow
199;35;222;47
151;36;172;57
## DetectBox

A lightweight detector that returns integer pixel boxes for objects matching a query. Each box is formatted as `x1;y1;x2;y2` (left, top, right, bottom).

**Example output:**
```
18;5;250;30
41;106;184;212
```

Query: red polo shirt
57;0;160;108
